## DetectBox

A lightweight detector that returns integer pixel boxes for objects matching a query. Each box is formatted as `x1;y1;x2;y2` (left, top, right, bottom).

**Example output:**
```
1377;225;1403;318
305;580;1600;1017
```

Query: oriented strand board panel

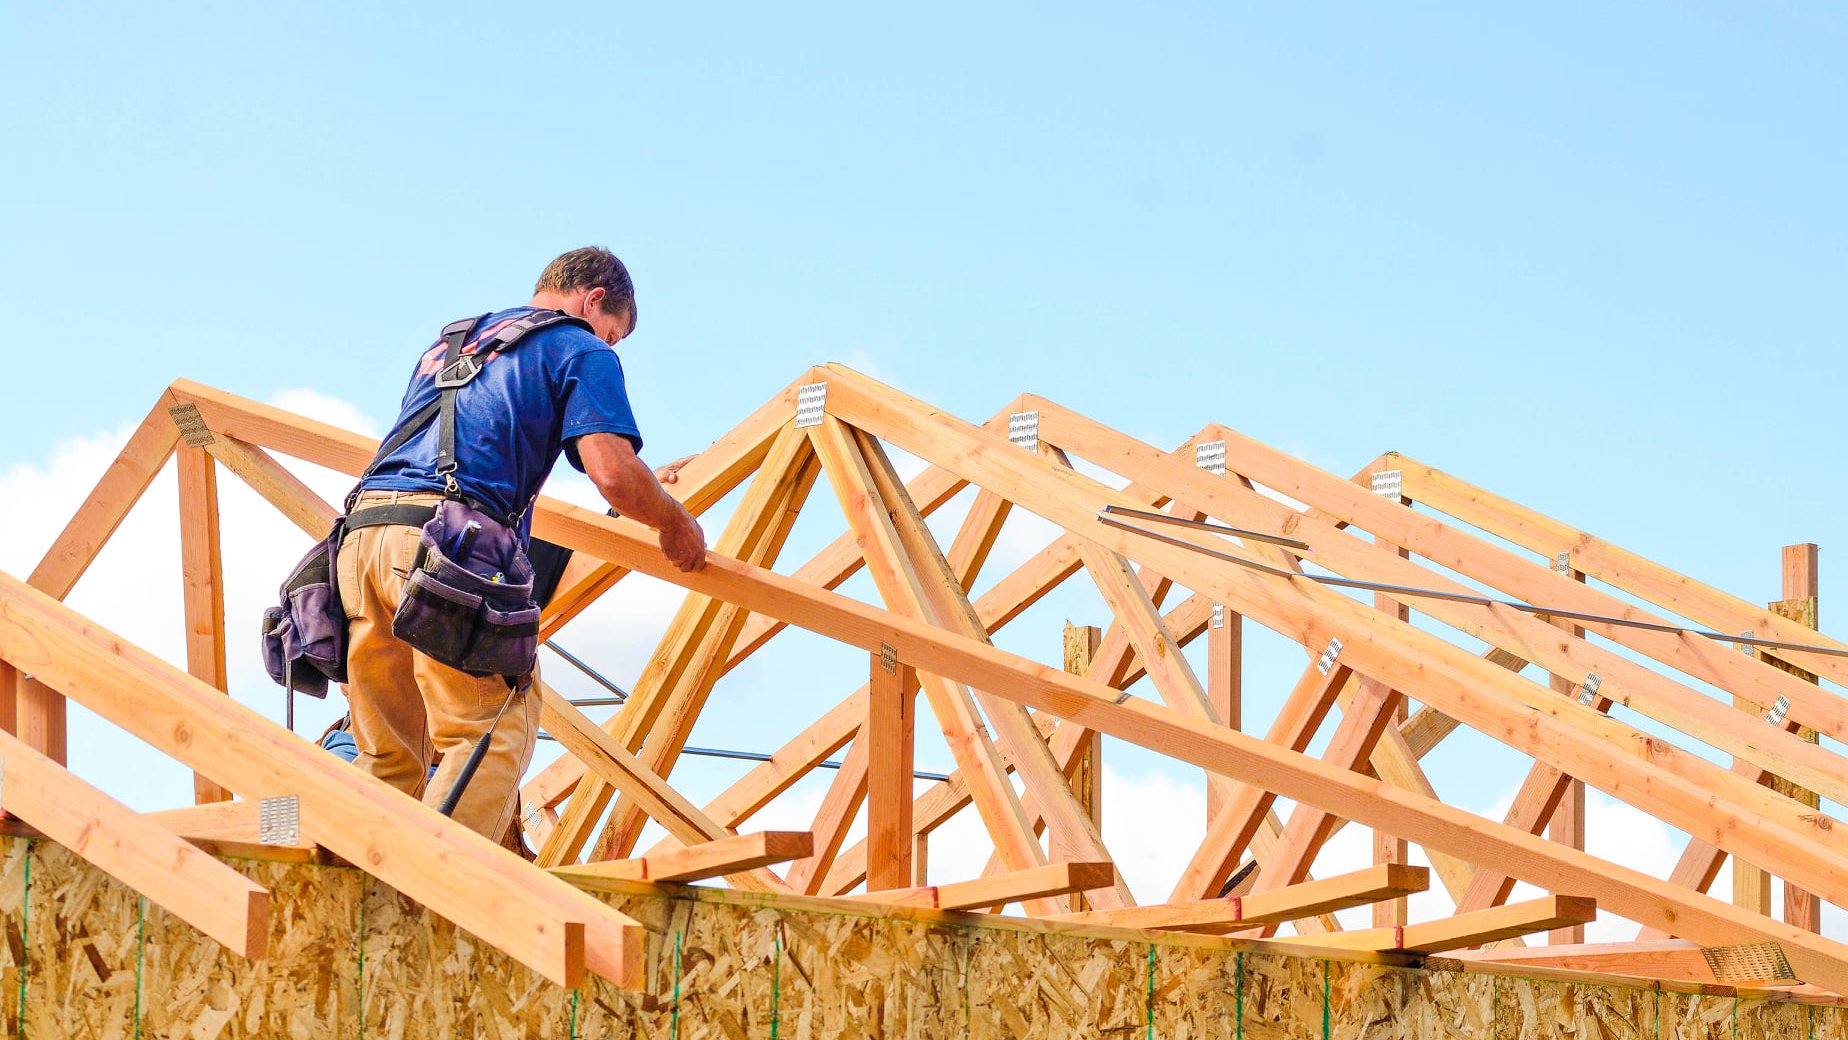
0;837;1843;1039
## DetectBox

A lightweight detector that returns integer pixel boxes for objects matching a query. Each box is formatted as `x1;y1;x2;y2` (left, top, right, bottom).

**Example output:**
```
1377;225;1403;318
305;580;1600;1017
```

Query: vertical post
1773;543;1821;932
1061;623;1103;911
865;645;915;892
1206;604;1242;819
0;662;16;736
18;677;66;763
1371;521;1411;929
1548;557;1588;944
911;831;930;888
178;446;233;804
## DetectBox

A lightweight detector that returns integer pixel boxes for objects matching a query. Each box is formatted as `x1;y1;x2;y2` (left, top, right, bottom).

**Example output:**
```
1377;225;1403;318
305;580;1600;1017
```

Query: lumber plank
202;435;338;534
850;862;1117;912
1049;864;1429;934
1393;456;1848;712
552;831;813;885
1451;940;1717;984
866;652;917;892
785;736;871;893
30;396;183;600
177;445;233;804
0;727;270;957
0;572;636;989
1284;896;1599;954
533;681;788;893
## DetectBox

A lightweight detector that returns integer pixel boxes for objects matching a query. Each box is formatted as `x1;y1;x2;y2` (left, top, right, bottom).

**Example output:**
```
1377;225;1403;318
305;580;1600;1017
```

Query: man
336;246;705;843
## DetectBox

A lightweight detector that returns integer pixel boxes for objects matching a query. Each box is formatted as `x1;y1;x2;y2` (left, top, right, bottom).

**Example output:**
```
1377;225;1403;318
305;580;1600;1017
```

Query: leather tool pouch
259;519;348;698
391;499;541;679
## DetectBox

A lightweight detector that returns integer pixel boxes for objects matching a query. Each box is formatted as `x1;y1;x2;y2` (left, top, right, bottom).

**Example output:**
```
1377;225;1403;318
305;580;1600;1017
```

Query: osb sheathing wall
0;839;1839;1040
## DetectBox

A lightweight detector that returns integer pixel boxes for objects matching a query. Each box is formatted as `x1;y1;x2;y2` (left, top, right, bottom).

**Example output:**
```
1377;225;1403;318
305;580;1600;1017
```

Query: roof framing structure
1;365;1845;1002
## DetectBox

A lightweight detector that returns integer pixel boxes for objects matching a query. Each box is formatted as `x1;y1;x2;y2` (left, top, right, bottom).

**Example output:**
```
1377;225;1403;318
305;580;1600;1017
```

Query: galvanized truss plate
1195;440;1227;476
1370;470;1403;498
879;642;898;674
794;383;828;428
259;795;301;846
167;403;215;447
1577;673;1602;707
1315;637;1344;675
1702;942;1794;985
1553;551;1572;575
1766;694;1791;727
1008;411;1040;452
1211;604;1226;630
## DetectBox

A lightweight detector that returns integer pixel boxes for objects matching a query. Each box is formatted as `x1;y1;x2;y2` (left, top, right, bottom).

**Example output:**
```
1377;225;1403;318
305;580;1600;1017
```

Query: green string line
1807;1003;1814;1040
1321;960;1330;1040
769;930;781;1039
1144;944;1155;1040
1654;989;1660;1039
356;875;368;1040
1234;952;1244;1040
671;931;682;1040
17;840;29;1040
569;989;579;1039
1732;995;1739;1040
134;896;145;1040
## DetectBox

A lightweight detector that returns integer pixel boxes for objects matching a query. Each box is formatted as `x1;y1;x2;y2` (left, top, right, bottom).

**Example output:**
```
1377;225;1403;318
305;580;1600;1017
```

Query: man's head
533;246;636;345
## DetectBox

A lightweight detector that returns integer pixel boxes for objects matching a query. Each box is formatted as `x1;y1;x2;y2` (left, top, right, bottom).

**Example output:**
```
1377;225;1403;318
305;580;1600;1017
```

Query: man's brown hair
535;246;636;329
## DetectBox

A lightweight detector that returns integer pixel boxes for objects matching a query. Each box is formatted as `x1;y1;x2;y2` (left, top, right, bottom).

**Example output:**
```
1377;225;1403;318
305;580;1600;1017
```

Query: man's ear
582;286;606;313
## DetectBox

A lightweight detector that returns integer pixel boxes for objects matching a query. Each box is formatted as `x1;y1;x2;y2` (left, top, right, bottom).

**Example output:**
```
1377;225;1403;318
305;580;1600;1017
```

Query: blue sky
3;3;1845;928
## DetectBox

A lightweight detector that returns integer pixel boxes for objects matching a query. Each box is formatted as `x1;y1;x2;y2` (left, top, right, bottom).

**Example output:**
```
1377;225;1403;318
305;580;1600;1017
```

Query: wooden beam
201;435;338;533
0;571;638;989
805;416;1090;909
1206;602;1240;820
1371;514;1411;929
1777;543;1823;934
30;396;182;600
0;727;270;957
1049;864;1428;934
1287;896;1599;954
1451;940;1716;985
866;651;917;892
785;736;870;894
1393;456;1848;709
533;682;787;893
1060;623;1104;905
850;862;1117;912
177;445;233;804
1172;660;1353;901
552;831;813;885
1548;560;1588;944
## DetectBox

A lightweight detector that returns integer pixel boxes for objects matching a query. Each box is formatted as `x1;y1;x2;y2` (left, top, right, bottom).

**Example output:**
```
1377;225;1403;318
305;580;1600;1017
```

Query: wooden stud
1777;542;1822;933
1285;896;1599;954
1373;513;1411;929
531;681;789;893
785;736;870;894
551;831;812;885
866;649;917;892
1049;864;1428;934
177;445;233;804
849;862;1117;912
1206;603;1241;819
1550;561;1588;944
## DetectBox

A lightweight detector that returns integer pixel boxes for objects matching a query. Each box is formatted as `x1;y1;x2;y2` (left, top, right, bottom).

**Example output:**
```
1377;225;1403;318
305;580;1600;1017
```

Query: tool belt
260;308;591;695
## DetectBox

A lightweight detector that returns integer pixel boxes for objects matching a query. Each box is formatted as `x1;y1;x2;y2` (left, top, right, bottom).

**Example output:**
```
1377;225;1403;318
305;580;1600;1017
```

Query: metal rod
1098;512;1848;660
1099;504;1311;550
543;640;629;702
531;735;952;781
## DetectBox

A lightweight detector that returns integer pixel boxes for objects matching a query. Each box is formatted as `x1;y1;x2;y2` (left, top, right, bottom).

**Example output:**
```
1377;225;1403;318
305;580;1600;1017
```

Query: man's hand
577;433;709;572
654;454;697;485
660;512;707;572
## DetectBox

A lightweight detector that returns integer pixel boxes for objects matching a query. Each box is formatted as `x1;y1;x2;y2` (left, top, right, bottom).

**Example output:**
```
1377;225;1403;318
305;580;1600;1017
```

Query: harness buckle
434;354;483;389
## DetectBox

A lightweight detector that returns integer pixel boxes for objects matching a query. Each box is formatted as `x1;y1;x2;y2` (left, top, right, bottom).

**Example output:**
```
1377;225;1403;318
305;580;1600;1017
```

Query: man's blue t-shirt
361;307;643;531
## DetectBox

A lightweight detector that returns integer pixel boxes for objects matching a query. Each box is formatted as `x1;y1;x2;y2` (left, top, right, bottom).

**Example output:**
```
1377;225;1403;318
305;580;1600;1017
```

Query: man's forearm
595;452;692;532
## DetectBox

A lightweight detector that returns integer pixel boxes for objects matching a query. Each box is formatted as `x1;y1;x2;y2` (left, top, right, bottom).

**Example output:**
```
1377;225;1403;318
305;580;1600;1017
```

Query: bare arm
574;433;707;572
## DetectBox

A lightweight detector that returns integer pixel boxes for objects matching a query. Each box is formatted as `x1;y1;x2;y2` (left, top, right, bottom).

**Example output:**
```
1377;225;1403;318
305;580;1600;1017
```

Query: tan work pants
336;490;538;842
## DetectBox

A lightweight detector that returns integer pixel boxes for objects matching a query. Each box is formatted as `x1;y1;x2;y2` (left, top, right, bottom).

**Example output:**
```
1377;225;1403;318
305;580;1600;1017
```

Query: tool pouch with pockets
392;499;541;679
259;519;348;698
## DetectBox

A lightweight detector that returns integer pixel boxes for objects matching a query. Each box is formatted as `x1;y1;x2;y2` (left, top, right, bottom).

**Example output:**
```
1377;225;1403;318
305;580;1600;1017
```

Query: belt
346;504;438;530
